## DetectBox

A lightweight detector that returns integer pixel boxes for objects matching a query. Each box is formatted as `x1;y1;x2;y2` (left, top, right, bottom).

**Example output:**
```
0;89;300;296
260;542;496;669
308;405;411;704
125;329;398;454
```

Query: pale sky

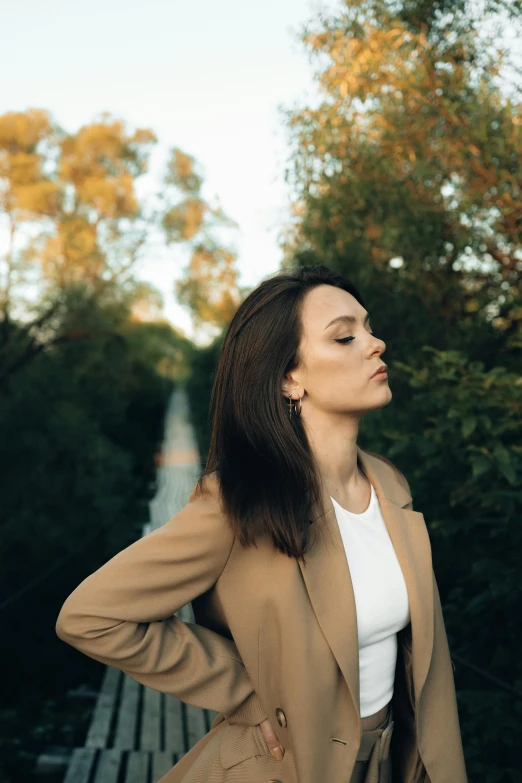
1;0;339;341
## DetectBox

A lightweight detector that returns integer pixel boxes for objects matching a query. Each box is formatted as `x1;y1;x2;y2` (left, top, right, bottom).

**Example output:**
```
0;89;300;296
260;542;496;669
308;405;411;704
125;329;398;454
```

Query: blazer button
275;707;287;728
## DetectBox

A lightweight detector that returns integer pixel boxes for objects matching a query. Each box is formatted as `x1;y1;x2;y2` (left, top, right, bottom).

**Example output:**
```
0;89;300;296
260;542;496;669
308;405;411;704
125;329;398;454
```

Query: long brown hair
195;264;368;563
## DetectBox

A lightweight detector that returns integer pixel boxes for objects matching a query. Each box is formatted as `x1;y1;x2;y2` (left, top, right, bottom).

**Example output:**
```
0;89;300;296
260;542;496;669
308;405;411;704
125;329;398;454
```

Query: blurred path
36;384;212;779
146;384;202;535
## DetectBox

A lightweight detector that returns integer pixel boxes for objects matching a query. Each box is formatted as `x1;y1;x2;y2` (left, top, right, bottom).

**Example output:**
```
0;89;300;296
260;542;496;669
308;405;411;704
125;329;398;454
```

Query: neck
304;415;362;489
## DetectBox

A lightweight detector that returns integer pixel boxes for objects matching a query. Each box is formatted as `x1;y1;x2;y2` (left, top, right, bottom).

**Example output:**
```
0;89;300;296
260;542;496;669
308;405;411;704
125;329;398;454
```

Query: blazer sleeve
55;472;267;726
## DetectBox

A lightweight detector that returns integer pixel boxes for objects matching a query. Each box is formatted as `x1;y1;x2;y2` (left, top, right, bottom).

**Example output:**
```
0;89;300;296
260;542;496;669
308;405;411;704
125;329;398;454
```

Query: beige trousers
349;701;394;783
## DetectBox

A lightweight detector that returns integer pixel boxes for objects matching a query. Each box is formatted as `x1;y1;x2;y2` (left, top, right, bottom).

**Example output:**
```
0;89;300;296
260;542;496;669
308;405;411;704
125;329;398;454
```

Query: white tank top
330;482;411;717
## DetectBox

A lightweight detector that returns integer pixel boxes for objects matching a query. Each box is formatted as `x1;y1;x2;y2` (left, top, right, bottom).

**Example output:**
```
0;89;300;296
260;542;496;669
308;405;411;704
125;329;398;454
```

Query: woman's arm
55;473;267;726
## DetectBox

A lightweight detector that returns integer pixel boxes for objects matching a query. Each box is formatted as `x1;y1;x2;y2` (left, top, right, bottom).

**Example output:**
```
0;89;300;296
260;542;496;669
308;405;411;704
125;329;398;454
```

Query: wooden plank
140;687;161;751
177;603;194;623
206;709;220;729
166;603;206;752
93;749;122;783
186;704;207;749
86;667;121;748
172;607;215;745
113;675;140;750
34;747;72;776
151;752;175;783
63;747;97;783
164;694;184;754
125;751;149;783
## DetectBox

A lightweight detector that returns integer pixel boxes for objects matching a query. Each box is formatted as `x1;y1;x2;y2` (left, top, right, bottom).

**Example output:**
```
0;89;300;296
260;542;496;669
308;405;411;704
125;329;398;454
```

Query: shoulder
189;470;221;503
154;470;235;550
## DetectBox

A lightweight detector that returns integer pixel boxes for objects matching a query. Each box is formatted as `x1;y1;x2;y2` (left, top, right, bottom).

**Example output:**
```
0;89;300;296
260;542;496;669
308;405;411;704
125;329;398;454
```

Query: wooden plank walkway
59;600;219;783
38;386;217;782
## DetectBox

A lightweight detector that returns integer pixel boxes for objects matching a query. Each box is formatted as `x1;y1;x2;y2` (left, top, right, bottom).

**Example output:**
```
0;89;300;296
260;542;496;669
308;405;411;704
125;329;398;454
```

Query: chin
377;386;393;406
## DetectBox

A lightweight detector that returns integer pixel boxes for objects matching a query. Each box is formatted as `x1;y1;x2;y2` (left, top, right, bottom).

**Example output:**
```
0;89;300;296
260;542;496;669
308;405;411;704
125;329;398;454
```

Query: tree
282;0;522;352
0;109;57;316
160;147;243;333
38;113;156;289
0;111;244;338
0;111;157;307
281;1;522;777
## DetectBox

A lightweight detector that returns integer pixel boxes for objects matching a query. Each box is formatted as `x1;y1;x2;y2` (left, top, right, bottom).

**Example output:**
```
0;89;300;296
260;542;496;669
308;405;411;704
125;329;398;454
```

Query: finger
259;719;285;760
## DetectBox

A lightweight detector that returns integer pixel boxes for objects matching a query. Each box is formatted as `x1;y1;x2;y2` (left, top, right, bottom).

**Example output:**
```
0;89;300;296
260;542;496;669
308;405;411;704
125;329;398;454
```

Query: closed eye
335;332;375;344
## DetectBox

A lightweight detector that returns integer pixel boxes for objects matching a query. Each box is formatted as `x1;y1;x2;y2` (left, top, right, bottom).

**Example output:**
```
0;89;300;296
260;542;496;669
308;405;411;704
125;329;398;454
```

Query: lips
371;365;388;378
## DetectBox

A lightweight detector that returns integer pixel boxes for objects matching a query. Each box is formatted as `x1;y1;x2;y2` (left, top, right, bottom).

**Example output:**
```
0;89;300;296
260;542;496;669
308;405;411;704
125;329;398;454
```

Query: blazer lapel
298;445;434;725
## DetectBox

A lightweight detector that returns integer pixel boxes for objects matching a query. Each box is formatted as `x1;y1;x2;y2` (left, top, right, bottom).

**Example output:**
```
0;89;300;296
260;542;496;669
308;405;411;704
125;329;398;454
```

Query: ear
281;373;301;399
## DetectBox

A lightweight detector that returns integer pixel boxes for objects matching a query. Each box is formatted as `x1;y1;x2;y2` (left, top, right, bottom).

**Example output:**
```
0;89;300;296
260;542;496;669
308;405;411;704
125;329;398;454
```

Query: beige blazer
56;445;468;783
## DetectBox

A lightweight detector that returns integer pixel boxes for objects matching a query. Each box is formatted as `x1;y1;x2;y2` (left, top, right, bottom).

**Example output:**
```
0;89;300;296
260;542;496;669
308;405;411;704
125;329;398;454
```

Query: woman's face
285;284;392;417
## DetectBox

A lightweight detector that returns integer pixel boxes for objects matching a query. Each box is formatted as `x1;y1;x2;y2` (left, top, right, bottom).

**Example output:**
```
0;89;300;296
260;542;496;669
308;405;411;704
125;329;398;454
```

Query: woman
56;265;468;783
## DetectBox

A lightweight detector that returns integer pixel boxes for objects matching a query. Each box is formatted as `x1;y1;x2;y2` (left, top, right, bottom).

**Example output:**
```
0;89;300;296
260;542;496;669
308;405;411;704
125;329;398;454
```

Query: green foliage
0;695;94;783
280;0;522;777
0;283;174;586
378;350;522;778
0;281;186;780
184;334;225;462
282;0;522;354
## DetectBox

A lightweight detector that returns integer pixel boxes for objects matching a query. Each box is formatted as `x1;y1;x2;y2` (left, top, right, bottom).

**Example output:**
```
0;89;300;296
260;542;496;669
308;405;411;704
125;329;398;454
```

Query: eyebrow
324;312;370;330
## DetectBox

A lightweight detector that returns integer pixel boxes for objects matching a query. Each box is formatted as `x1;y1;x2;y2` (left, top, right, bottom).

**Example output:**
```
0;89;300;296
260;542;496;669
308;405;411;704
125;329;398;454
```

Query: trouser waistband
356;702;394;769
